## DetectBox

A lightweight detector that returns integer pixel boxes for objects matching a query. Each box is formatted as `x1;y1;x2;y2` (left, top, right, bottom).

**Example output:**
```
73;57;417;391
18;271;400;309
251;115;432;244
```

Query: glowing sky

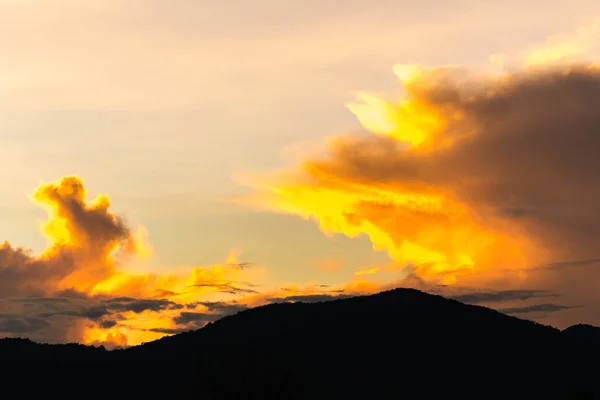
2;0;600;347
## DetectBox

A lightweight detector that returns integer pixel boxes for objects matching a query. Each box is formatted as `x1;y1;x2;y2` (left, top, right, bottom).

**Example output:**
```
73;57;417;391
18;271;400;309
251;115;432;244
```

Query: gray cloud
531;258;600;272
148;327;192;335
498;303;581;315
99;320;117;329
0;177;136;299
104;297;184;314
6;295;188;344
0;313;51;333
188;280;260;296
449;290;559;305
39;297;184;321
166;301;252;333
268;294;354;303
173;312;217;325
193;301;249;314
0;243;73;298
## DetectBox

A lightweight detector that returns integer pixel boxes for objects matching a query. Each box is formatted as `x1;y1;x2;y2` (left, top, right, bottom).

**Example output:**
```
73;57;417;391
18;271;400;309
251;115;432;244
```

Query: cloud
193;301;249;314
0;314;50;334
0;176;137;297
173;312;216;326
39;297;184;320
11;18;600;343
0;174;471;345
165;301;251;332
531;258;600;272
449;290;559;305
0;176;277;346
188;282;259;296
89;331;129;349
232;18;600;328
148;327;192;335
523;18;600;68
498;304;581;315
242;64;600;291
103;298;184;314
267;294;353;303
99;320;117;329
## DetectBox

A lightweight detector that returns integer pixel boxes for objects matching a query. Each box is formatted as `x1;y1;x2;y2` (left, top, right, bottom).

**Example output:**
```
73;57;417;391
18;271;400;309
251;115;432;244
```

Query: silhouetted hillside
0;337;107;361
563;324;600;340
3;289;599;399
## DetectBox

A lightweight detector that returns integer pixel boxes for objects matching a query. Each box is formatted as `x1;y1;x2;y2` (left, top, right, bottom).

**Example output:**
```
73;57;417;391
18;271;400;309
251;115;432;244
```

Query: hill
2;288;598;398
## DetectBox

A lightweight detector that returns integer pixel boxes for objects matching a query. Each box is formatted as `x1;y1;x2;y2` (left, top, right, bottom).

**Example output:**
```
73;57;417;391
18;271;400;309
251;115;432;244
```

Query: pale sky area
3;0;600;346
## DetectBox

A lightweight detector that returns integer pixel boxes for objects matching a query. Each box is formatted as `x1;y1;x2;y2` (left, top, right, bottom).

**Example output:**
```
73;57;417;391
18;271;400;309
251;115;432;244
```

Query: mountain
563;324;600;341
3;288;599;399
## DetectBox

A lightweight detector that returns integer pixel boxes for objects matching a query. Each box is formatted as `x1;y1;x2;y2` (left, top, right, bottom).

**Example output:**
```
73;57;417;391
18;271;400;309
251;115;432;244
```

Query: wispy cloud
450;290;559;305
498;304;582;315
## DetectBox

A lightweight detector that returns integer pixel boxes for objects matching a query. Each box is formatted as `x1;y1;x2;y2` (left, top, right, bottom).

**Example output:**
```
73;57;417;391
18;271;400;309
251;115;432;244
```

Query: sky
2;0;600;348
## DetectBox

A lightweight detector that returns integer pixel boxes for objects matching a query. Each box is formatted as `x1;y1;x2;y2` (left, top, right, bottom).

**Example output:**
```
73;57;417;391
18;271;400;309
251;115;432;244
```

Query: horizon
3;286;586;349
3;0;600;348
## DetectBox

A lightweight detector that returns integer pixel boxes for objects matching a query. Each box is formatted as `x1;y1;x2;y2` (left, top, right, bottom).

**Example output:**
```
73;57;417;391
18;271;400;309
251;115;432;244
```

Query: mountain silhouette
3;288;598;399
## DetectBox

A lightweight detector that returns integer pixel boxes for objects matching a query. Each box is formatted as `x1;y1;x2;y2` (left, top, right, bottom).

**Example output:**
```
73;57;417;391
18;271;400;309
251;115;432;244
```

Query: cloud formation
449;290;559;305
243;64;600;289
0;177;371;347
8;20;600;344
231;20;600;328
0;176;135;297
498;303;581;315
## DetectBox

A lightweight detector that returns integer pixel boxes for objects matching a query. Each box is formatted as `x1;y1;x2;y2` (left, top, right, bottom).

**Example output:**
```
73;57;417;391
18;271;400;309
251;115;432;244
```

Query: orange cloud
0;171;551;342
9;53;600;343
240;62;600;292
0;176;277;346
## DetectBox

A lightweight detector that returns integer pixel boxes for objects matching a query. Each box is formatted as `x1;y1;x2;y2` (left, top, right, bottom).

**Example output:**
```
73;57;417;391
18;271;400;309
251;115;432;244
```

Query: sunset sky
3;0;600;348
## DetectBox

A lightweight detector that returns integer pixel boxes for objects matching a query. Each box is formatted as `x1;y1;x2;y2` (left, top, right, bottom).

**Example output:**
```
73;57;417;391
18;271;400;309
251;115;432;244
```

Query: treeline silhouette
2;289;598;399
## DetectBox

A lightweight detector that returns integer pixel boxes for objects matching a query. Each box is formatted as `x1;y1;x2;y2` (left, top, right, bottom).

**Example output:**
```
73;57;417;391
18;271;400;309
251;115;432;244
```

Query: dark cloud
268;294;354;303
498;303;581;315
148;327;192;335
449;290;559;305
38;297;183;321
0;293;189;345
38;310;81;319
0;242;73;298
79;306;110;320
12;297;72;305
195;301;248;314
168;301;251;332
0;313;51;333
173;312;217;325
99;320;117;329
54;289;90;299
189;281;258;296
104;297;184;314
531;258;600;272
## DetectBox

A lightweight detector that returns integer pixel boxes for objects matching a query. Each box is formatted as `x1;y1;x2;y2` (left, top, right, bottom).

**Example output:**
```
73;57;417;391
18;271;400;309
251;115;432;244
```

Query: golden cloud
0;177;368;347
240;63;600;292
